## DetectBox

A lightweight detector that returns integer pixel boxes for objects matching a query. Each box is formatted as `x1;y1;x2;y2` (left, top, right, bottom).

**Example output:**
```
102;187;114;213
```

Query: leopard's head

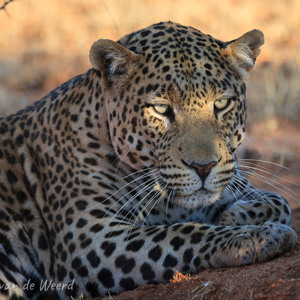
90;22;264;208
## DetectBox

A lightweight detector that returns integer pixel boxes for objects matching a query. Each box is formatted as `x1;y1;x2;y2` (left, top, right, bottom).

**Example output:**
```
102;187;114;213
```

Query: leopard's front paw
254;221;297;261
212;222;297;267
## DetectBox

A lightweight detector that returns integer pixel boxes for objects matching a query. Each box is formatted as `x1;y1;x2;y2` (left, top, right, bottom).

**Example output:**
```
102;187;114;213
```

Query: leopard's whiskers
238;162;298;186
126;189;162;241
224;184;240;202
122;166;156;180
107;174;160;222
165;189;174;222
126;181;166;241
231;174;280;215
164;178;175;221
114;148;130;180
239;158;290;170
140;181;168;228
238;160;278;173
244;135;263;157
115;176;161;225
88;168;159;210
239;169;296;200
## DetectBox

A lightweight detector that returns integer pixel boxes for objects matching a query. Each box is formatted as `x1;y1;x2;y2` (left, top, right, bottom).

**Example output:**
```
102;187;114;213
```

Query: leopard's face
90;22;263;208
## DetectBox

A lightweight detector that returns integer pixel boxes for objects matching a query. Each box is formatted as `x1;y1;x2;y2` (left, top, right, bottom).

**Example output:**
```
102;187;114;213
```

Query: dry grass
190;281;217;300
248;61;300;122
0;0;299;122
170;270;191;283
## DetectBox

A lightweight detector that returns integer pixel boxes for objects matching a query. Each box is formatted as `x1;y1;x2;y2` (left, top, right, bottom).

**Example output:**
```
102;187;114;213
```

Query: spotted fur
0;22;297;299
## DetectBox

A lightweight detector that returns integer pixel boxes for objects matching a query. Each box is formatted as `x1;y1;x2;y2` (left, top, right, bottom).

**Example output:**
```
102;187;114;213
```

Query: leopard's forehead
118;22;240;104
119;21;226;56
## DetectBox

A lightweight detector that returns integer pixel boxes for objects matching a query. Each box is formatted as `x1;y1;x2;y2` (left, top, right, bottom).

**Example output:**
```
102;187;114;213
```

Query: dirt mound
100;209;300;300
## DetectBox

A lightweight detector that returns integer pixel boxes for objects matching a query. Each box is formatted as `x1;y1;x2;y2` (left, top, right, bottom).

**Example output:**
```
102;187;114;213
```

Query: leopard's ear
222;30;264;79
89;39;139;87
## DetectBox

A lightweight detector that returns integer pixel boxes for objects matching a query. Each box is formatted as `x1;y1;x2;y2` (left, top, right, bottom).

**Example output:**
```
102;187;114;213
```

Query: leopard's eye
153;104;170;115
214;99;229;110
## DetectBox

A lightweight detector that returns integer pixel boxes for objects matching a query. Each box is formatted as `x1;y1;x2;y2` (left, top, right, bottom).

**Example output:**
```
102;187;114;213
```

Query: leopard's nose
182;159;218;182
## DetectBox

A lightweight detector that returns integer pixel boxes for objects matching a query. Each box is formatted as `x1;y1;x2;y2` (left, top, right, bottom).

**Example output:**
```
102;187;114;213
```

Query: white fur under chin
174;189;221;209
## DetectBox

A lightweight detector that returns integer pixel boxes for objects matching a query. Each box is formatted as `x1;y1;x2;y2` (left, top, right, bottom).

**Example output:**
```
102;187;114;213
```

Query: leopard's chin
173;189;221;209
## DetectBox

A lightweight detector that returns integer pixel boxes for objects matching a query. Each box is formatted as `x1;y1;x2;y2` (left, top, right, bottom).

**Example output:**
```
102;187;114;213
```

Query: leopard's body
0;22;296;299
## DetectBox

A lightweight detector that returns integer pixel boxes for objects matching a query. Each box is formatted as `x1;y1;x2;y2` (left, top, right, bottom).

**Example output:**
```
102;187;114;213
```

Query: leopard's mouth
153;181;221;209
173;188;221;208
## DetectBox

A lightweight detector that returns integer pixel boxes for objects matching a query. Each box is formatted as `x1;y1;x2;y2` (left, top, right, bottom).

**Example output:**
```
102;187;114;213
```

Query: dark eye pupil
164;106;175;121
162;106;169;114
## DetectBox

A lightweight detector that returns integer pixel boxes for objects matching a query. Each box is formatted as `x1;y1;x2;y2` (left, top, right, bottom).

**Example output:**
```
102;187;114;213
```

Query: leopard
0;21;297;299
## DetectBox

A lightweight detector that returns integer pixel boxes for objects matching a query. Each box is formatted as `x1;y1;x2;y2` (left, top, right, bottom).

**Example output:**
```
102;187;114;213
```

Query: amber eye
214;99;230;110
153;104;170;115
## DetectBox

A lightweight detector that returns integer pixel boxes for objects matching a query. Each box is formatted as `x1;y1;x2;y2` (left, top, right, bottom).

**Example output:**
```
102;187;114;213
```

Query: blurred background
0;0;299;206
